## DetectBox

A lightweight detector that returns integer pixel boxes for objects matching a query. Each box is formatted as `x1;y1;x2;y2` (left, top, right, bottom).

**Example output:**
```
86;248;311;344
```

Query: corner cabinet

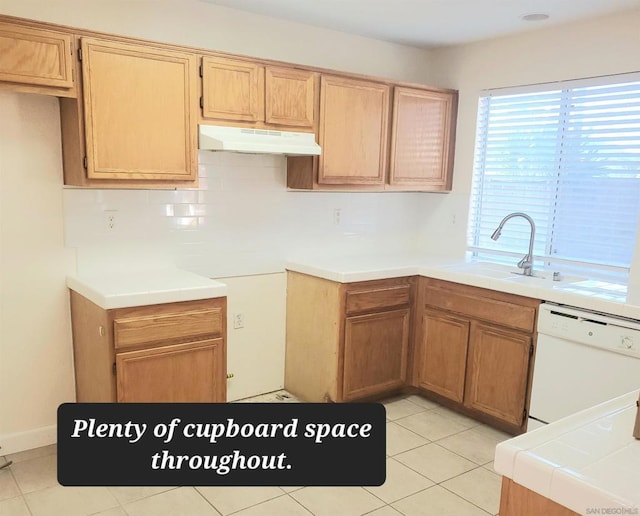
285;272;413;402
201;56;318;130
70;291;227;403
60;38;198;187
389;87;457;191
413;278;539;433
0;21;75;97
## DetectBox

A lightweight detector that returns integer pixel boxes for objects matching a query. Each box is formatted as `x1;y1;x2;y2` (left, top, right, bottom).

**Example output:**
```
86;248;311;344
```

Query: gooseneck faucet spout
490;212;536;276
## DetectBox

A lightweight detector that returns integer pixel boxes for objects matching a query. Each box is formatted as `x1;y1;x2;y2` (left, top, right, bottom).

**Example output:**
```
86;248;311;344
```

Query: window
468;73;640;280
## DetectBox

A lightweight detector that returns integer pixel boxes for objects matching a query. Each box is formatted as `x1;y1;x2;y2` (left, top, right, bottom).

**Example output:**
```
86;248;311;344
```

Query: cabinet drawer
114;307;223;350
424;286;535;333
346;285;411;315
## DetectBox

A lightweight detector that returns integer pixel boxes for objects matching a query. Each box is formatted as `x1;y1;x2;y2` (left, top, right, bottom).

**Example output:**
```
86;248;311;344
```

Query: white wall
418;7;640;261
0;0;434;453
0;0;434;84
0;92;77;453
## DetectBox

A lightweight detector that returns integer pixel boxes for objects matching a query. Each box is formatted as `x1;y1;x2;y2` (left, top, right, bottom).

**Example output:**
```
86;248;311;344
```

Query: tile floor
0;391;510;515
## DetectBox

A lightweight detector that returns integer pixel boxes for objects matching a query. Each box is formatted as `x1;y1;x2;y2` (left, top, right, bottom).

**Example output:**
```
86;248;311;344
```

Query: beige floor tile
5;445;56;464
436;427;503;465
234;494;311;515
383;399;426;421
92;508;129;516
365;506;404;515
10;454;58;494
395;410;468;441
24;485;119;516
392;485;490;516
124;487;218;516
0;496;30;516
484;461;496;473
441;467;502;514
0;469;20;501
430;407;481;429
473;424;513;443
364;458;433;503
394;444;476;483
107;486;178;505
402;395;440;411
386;422;429;457
281;486;305;493
196;485;285;515
291;486;385;516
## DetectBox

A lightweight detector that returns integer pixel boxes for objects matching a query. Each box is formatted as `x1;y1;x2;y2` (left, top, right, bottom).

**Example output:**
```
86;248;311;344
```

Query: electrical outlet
104;210;118;231
233;313;244;329
333;208;341;225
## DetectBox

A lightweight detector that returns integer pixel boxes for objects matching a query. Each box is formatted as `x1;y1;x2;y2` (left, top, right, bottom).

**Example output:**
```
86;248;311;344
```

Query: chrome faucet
490;212;536;276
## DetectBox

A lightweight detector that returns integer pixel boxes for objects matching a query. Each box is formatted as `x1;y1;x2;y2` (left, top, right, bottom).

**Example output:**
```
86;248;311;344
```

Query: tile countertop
284;254;640;320
66;268;228;309
494;389;640;514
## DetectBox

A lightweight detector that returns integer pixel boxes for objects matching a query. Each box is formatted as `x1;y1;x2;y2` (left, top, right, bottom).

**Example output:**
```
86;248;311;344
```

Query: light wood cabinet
70;291;227;403
60;37;198;187
414;278;539;433
285;272;413;402
0;21;75;97
265;66;317;128
317;75;390;186
201;57;318;129
201;56;264;123
389;87;457;191
465;322;532;426
287;78;457;192
416;309;469;403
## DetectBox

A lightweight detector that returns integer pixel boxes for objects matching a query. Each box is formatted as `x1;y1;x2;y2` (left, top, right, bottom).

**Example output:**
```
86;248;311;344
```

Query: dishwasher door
529;303;640;428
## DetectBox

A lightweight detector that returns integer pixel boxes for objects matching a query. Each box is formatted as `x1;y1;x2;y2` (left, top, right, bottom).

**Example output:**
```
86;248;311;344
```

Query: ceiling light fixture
521;13;550;22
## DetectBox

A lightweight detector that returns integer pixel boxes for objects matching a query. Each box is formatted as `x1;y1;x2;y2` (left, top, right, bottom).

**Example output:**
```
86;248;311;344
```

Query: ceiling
199;0;639;49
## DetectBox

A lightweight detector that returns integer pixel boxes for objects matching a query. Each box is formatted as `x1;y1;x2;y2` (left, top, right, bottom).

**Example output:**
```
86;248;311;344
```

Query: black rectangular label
57;402;386;486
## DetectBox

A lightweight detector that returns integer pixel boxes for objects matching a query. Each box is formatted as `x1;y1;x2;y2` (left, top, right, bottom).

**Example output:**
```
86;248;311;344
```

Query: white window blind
468;74;640;277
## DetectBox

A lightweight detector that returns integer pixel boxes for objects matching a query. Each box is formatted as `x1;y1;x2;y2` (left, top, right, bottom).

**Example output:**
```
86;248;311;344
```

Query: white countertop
494;389;640;515
285;254;640;320
67;268;228;309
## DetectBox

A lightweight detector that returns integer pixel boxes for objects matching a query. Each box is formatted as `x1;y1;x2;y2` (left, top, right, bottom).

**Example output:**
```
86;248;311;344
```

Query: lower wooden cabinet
343;308;410;401
416;309;469;403
285;272;414;402
465;322;533;426
70;291;227;403
413;278;539;433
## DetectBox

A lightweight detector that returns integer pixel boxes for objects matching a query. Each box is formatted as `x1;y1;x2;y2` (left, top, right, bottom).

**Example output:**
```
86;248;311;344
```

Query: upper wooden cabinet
317;75;390;186
61;38;198;186
265;66;317;129
201;56;318;129
390;87;457;191
0;22;75;96
287;78;457;192
201;56;264;123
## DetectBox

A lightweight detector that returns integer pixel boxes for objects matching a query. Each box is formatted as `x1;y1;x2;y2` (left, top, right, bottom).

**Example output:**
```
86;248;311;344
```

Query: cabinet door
342;308;410;401
202;56;264;123
465;322;532;426
116;338;226;402
416;309;469;403
265;66;317;128
0;22;73;89
81;38;197;181
389;87;456;190
318;75;389;185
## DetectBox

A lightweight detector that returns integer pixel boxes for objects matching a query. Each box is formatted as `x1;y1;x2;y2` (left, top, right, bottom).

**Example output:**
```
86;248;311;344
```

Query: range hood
198;124;321;156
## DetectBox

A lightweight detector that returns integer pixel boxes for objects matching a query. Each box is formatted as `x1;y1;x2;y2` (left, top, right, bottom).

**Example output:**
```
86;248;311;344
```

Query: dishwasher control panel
537;303;640;359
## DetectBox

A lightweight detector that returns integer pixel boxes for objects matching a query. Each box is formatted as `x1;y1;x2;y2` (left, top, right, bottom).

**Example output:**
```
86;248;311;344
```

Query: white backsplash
63;151;427;277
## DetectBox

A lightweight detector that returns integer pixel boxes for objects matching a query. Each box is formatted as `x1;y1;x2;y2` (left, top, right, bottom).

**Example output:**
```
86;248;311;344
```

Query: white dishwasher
528;302;640;430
